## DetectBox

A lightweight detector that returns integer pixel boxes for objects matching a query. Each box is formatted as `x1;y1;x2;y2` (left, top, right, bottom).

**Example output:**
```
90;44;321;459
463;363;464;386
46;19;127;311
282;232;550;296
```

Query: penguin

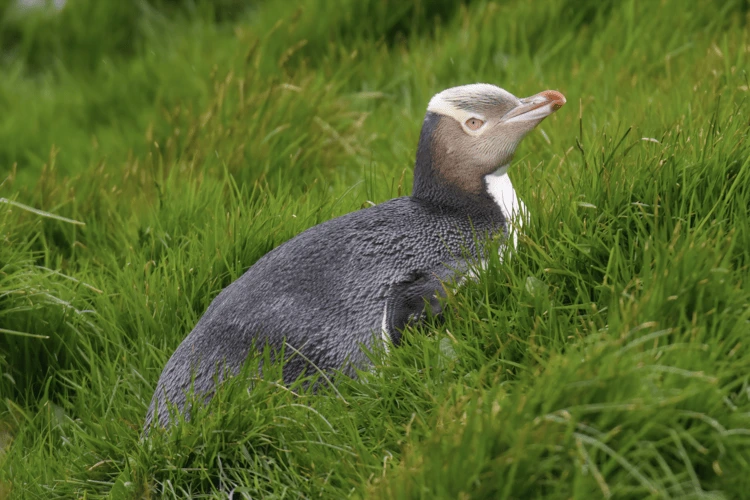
145;84;566;429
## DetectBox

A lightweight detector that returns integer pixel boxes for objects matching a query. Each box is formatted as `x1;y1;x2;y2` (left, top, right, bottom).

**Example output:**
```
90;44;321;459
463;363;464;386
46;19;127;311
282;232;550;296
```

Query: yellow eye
465;118;484;130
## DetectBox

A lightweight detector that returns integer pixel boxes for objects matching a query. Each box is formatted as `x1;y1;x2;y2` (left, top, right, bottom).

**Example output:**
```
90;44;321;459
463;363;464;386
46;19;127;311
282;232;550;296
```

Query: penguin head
413;84;565;201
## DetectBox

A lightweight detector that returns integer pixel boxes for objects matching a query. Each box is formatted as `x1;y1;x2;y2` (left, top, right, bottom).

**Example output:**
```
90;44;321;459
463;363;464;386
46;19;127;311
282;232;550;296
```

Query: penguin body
146;84;565;428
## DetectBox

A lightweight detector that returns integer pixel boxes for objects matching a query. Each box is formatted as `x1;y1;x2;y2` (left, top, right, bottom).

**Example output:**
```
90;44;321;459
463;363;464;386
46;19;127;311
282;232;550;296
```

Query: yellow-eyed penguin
145;84;566;429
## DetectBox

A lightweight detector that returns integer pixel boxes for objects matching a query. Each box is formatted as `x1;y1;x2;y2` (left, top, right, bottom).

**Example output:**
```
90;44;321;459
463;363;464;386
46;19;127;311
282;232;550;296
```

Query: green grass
1;0;749;497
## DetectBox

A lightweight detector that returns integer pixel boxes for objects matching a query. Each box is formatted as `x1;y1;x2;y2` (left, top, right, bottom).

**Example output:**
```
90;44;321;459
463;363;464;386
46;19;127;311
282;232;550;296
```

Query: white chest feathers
484;166;526;250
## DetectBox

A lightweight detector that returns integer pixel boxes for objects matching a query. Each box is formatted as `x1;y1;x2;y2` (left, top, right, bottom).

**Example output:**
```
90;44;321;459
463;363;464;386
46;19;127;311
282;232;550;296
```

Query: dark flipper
384;263;465;345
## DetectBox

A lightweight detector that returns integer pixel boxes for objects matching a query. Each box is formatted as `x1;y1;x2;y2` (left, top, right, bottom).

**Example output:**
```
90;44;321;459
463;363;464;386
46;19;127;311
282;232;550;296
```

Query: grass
0;0;749;497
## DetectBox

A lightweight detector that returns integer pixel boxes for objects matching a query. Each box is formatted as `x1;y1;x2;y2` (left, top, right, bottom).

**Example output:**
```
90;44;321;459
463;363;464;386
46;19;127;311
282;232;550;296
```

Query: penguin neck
411;112;502;220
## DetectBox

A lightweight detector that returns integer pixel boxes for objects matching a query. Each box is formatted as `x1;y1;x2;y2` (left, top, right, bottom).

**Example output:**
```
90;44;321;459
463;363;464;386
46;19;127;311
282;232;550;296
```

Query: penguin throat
484;165;525;248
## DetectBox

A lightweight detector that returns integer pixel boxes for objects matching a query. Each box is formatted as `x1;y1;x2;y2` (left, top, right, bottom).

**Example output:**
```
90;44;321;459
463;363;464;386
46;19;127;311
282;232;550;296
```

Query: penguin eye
465;117;484;131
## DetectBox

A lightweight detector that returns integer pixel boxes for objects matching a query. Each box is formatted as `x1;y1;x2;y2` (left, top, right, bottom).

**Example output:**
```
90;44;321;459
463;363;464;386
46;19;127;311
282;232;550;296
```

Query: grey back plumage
145;196;504;428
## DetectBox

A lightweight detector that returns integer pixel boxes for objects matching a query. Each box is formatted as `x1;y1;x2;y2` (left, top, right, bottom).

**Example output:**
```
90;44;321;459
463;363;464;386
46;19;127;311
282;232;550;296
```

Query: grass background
1;0;749;497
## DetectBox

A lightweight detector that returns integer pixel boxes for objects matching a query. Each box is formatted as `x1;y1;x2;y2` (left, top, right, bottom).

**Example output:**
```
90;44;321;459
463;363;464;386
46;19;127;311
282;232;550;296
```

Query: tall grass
1;0;749;497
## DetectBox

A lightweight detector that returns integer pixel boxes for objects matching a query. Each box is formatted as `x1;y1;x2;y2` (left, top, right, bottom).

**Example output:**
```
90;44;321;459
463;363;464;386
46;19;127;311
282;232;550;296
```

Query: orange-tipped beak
502;90;566;123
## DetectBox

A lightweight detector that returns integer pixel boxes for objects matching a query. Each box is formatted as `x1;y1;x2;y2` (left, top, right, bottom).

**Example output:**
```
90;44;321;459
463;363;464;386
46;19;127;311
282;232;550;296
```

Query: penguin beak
501;90;566;124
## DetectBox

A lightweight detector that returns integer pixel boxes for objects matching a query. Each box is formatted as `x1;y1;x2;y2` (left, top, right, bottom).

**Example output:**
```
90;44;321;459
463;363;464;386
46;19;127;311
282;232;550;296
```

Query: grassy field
1;0;749;497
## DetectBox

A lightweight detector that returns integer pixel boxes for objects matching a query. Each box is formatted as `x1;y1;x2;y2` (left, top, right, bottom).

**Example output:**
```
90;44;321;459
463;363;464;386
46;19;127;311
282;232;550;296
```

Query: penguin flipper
384;263;465;346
